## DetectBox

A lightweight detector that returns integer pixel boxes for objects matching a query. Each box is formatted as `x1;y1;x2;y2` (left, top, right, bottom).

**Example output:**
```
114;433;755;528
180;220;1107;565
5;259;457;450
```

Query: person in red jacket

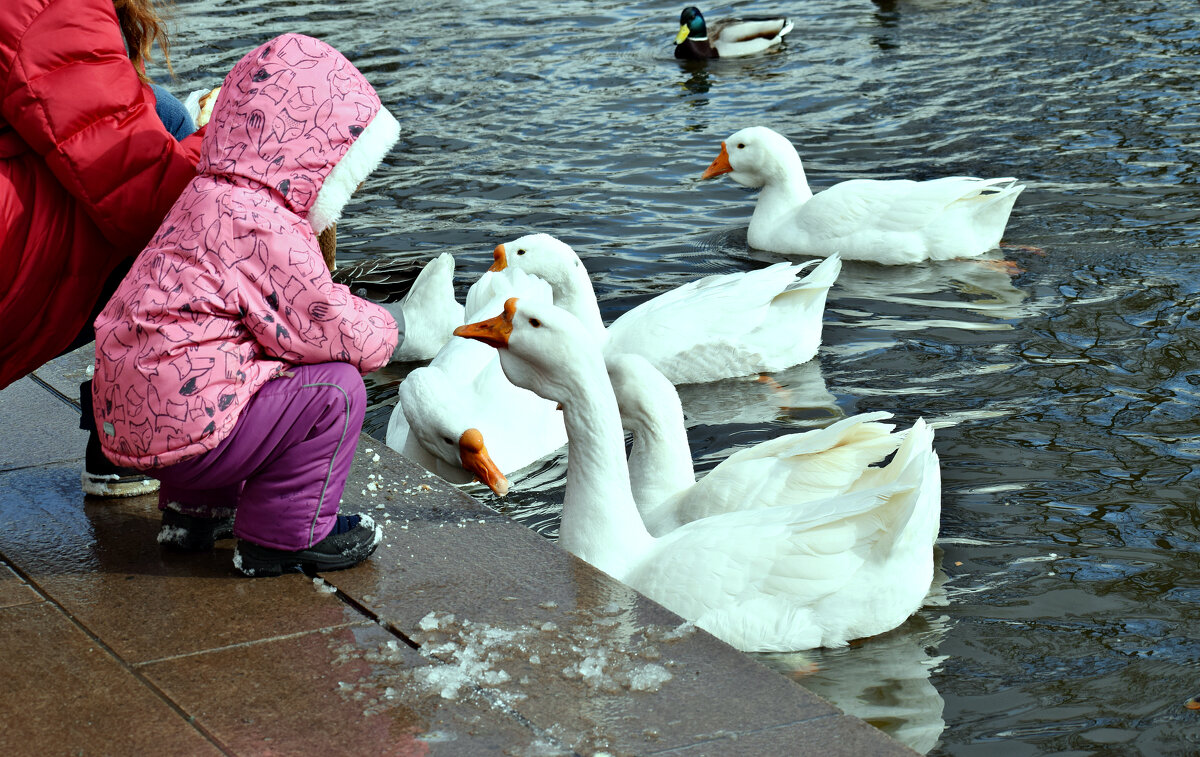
0;0;205;495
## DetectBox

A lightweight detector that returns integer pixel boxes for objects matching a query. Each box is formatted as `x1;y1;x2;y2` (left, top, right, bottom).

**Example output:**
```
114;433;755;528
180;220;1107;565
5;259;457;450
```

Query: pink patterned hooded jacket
93;34;401;469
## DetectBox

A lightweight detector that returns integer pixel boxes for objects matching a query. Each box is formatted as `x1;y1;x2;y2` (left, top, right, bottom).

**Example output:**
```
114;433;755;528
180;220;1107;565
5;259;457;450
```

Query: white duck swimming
606;352;935;536
384;267;565;488
490;233;841;385
378;252;465;362
455;297;941;652
701;126;1025;265
674;6;794;60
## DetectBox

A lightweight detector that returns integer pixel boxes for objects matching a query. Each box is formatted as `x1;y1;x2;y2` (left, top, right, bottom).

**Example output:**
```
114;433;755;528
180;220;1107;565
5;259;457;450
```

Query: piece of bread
196;87;221;128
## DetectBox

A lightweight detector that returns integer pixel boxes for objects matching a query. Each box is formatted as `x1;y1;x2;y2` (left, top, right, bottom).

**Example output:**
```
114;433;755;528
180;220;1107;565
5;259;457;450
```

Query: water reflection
675;359;837;428
677;61;711;96
759;566;952;754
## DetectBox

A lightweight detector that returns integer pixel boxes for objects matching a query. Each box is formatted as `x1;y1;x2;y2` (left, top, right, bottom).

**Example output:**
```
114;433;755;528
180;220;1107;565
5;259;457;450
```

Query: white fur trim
308;106;401;233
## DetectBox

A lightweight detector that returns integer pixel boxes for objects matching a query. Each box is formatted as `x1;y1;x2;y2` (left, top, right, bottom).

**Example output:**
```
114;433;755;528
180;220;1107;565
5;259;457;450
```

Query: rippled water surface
169;1;1200;752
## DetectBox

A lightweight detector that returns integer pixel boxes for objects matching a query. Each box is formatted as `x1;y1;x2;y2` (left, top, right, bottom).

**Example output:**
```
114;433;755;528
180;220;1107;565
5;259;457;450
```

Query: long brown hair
112;0;174;82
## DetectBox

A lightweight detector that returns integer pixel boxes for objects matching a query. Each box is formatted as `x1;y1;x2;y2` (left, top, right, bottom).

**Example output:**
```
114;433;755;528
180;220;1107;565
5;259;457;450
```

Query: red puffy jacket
0;0;203;389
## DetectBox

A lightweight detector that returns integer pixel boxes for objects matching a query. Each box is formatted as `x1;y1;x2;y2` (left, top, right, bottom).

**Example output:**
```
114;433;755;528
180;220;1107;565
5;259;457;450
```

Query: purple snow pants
152;362;366;551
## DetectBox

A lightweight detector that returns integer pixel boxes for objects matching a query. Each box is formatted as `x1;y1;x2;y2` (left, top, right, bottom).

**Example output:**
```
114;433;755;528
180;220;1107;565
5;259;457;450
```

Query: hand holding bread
196;87;220;128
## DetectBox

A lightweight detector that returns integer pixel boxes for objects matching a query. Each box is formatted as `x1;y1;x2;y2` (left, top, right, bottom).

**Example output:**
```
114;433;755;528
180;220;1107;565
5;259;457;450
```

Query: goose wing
628;473;925;651
798;176;1019;240
652;412;903;530
605;259;833;383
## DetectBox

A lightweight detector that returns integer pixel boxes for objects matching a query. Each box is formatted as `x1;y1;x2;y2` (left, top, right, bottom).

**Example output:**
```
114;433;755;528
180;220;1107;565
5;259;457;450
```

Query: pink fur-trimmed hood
199;32;400;231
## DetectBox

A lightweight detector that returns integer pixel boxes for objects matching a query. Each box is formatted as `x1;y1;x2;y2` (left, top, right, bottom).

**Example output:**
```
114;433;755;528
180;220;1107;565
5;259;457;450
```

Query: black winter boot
80;380;159;498
233;513;382;577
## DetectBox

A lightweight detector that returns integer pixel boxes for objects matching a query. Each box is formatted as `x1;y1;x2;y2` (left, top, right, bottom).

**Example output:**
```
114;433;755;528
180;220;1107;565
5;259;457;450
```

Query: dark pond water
167;0;1200;753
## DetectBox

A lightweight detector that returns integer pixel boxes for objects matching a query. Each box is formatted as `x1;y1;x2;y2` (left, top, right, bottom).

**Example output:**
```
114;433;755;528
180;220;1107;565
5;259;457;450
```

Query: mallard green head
676;6;708;43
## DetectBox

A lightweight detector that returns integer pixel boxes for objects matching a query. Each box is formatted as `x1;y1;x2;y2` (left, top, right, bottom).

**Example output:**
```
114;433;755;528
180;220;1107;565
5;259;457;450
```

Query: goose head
398;368;510;496
676;6;708;43
490;234;593;301
488;234;607;340
454;297;604;411
700;126;805;189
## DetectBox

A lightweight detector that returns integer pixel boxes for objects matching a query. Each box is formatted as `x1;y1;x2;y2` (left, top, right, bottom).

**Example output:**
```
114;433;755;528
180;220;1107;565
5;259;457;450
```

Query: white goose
386;368;511;494
379;252;466;362
607;352;931;536
490;233;841;385
455;297;941;652
384;267;566;488
701;126;1025;265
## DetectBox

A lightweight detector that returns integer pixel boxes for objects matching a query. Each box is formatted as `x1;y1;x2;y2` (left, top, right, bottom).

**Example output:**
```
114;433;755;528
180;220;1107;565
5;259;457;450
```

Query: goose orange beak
453;297;518;349
458;428;509;496
701;142;733;180
489;244;508;272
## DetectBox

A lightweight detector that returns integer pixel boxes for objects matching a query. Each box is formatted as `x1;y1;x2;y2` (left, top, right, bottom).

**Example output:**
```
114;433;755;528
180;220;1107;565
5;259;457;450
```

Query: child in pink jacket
92;33;402;576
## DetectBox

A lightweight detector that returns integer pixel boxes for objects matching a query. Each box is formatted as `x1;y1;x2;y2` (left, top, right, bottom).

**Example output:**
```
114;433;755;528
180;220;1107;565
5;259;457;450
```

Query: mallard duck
674;6;794;60
384;266;566;488
455;297;941;652
701;126;1025;264
490;233;840;385
607;352;935;535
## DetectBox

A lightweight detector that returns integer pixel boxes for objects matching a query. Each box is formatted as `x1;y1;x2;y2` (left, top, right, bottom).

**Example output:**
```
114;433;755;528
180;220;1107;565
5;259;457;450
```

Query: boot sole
81;472;160;498
233;530;380;577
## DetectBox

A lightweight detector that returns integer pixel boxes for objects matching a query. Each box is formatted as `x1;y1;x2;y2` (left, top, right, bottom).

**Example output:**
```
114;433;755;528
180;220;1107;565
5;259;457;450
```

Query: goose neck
557;376;655;573
626;406;695;507
554;277;608;342
753;172;814;235
762;161;813;203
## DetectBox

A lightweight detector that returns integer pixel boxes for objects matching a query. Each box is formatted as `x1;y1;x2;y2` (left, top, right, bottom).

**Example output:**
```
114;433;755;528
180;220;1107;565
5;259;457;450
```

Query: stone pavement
0;348;916;756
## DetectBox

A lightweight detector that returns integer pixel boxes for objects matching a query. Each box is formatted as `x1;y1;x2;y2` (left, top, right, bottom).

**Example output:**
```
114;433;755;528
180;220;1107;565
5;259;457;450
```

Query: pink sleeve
240;242;398;374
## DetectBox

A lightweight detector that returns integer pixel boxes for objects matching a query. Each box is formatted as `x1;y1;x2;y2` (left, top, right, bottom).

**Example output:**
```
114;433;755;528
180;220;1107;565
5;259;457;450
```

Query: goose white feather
456;297;942;652
384;267;565;488
491;233;840;384
607;353;930;536
380;252;465;362
701;126;1025;264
